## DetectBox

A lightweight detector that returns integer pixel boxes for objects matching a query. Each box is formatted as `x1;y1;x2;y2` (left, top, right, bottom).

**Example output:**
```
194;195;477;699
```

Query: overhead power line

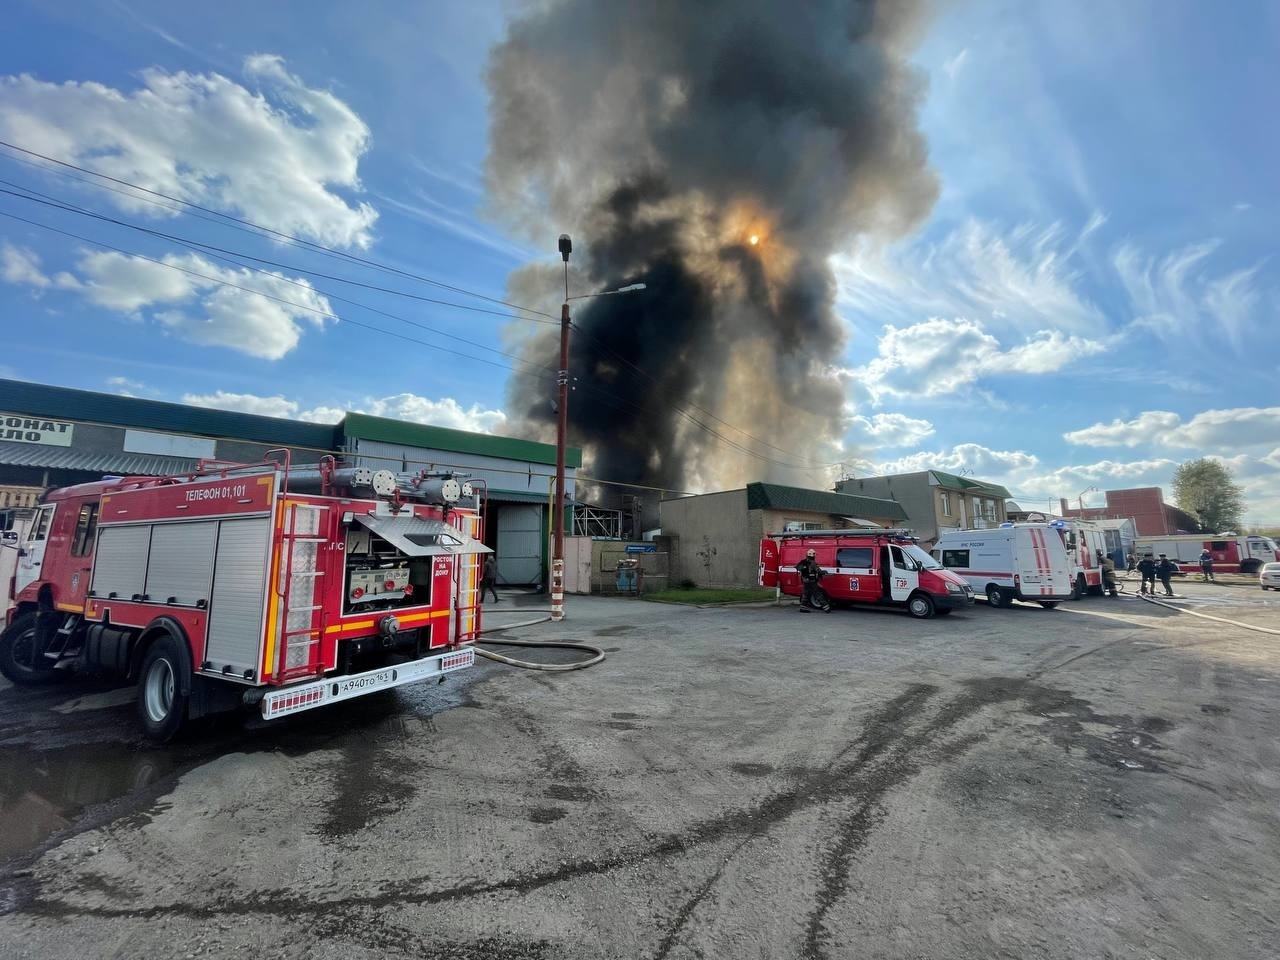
0;138;556;320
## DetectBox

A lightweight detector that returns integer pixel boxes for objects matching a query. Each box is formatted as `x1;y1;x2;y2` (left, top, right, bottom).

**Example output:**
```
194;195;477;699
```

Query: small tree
1172;459;1245;533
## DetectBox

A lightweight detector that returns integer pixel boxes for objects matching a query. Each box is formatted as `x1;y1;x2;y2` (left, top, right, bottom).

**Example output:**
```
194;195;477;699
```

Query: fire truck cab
759;529;974;618
1;457;490;741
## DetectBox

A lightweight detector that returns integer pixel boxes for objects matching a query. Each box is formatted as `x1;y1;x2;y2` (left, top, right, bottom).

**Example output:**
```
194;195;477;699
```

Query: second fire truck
1;455;490;740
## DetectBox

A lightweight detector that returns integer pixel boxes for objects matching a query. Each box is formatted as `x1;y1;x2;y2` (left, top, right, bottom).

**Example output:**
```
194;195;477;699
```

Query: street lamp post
550;233;645;623
551;234;572;623
1076;486;1099;516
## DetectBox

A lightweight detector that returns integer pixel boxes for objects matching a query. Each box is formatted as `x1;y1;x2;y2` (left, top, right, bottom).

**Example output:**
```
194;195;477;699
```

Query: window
30;506;53;542
941;549;970;568
784;520;824;532
71;502;99;556
1210;540;1228;551
836;546;873;568
941;492;951;517
891;546;912;570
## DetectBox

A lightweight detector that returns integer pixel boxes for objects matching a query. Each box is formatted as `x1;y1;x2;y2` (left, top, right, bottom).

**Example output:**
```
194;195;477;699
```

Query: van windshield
903;544;942;570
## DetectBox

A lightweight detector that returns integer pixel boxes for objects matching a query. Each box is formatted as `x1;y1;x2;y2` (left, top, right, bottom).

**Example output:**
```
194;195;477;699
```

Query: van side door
834;544;880;602
888;545;919;602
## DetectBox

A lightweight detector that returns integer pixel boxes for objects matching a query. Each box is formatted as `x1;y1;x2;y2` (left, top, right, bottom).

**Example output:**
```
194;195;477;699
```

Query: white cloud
183;390;301;419
1;242;50;287
301;394;508;434
182;390;508;434
107;375;154;397
844;412;935;448
1064;407;1280;450
836;218;1106;336
942;49;969;81
1113;241;1264;355
875;442;1040;478
855;317;1106;400
0;56;376;247
36;250;334;359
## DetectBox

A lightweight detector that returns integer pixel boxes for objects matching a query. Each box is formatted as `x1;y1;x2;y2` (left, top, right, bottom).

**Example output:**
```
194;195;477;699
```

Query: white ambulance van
933;523;1073;609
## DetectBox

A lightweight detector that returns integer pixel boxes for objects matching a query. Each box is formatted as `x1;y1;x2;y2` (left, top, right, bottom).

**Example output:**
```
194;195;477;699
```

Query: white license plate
334;669;396;696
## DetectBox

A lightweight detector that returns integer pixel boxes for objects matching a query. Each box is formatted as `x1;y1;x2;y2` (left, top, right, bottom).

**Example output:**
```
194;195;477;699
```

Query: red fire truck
759;529;975;618
1;455;489;740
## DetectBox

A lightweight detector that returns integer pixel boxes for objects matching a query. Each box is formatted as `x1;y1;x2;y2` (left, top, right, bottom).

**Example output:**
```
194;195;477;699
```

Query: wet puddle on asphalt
0;665;487;865
0;739;181;861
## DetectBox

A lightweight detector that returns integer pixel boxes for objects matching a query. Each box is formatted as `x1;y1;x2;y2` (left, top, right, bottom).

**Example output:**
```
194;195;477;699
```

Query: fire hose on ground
474;608;607;671
1137;593;1280;637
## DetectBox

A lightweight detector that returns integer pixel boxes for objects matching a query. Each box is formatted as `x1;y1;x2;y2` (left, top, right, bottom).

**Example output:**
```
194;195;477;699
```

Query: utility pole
551;233;572;623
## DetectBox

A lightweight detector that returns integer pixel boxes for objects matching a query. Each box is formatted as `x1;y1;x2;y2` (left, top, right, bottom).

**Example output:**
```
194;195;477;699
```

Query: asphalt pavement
1;582;1277;959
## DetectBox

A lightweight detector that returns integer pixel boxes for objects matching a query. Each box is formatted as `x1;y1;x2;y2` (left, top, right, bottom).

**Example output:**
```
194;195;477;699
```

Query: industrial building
1058;487;1198;536
0;379;578;590
659;481;907;588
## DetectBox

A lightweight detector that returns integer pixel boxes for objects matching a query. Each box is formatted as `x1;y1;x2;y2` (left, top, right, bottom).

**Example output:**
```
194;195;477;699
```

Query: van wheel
986;586;1009;608
0;612;62;686
137;634;189;742
1241;560;1261;575
1039;601;1061;610
907;593;935;619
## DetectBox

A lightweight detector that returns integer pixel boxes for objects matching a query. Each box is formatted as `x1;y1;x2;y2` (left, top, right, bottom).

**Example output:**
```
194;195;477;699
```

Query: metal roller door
496;504;543;586
205;517;272;677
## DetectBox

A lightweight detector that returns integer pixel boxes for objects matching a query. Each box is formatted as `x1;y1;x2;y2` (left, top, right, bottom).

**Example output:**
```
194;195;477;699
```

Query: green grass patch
644;587;776;605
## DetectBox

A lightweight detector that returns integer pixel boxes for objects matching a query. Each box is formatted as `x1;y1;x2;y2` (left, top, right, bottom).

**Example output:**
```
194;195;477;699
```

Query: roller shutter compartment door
496;504;543;586
204;517;272;677
90;525;152;600
145;521;216;607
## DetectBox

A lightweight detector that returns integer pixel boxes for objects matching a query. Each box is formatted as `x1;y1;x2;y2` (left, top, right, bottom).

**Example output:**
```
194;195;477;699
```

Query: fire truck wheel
0;612;63;685
906;593;935;619
137;634;189;742
1073;574;1087;600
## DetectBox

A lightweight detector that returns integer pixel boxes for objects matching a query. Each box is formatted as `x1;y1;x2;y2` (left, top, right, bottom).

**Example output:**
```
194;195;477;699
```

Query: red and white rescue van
2;456;489;740
1133;533;1280;575
760;529;975;618
933;523;1072;609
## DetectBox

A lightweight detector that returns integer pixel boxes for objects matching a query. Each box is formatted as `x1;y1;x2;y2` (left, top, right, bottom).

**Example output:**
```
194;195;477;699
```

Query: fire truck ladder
276;502;328;681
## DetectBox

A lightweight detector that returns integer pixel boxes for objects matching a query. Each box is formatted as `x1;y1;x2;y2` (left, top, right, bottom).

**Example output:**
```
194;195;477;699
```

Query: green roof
745;482;907;521
341;412;581;469
929;470;1012;499
0;378;339;450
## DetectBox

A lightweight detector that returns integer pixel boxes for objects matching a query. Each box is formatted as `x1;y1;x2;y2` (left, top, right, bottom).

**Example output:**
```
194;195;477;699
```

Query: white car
1261;562;1280;591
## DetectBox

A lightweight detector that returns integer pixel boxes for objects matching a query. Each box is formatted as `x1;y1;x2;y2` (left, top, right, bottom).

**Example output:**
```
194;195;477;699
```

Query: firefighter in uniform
795;549;824;612
1097;549;1118;597
1156;554;1177;597
1199;548;1215;582
1137;554;1157;596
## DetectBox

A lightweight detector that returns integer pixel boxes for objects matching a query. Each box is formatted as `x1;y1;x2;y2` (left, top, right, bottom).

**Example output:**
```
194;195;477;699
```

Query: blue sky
1;1;1277;521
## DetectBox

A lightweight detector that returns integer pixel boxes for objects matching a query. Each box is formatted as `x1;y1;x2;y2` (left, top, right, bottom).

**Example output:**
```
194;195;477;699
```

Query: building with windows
836;470;1011;548
659;481;907;588
0;379;578;591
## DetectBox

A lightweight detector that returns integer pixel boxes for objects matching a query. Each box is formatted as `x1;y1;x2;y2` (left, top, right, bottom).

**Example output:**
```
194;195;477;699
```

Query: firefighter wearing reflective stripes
1098;550;1118;597
795;550;824;611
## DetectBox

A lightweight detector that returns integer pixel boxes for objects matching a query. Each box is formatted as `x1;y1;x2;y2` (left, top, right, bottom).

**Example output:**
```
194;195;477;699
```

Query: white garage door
496;504;543;586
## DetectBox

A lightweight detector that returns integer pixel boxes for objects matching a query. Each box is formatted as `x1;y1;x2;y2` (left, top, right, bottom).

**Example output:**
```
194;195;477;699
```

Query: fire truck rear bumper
260;647;475;721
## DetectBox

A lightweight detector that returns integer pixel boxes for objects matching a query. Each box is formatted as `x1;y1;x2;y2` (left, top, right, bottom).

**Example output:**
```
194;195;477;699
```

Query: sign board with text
0;413;74;446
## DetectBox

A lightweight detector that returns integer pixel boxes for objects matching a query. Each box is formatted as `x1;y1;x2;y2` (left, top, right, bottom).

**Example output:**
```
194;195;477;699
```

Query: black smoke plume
486;0;938;495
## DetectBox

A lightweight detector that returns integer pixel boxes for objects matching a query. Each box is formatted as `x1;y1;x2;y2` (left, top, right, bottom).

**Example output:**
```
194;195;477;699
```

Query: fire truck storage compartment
90;524;153;600
205;517;273;677
345;513;491;613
